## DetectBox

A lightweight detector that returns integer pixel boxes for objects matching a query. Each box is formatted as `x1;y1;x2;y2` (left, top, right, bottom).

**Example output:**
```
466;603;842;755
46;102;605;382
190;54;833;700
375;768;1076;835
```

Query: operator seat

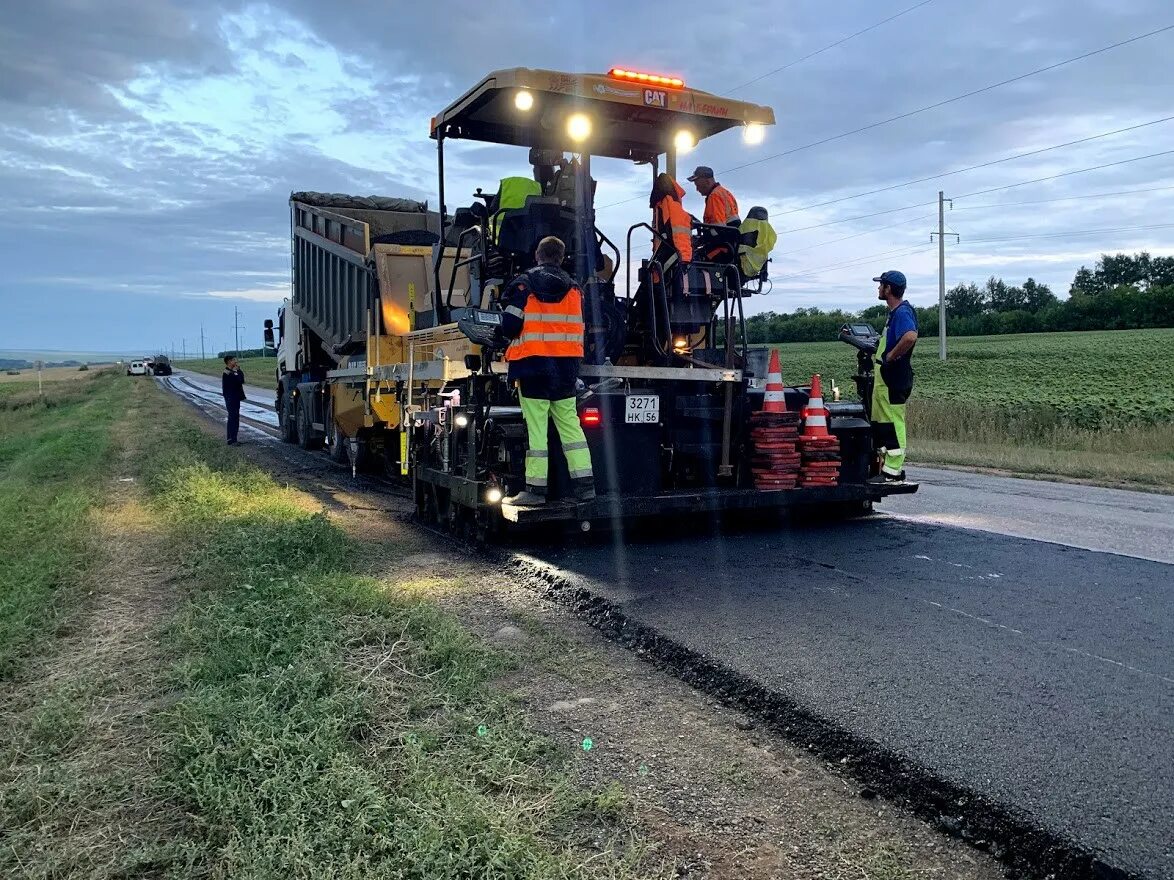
495;197;577;264
694;219;742;267
738;206;777;292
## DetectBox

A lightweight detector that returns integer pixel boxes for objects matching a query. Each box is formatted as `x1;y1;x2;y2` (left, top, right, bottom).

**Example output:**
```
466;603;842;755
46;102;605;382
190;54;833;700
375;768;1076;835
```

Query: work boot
572;477;597;502
503;489;546;506
868;471;905;484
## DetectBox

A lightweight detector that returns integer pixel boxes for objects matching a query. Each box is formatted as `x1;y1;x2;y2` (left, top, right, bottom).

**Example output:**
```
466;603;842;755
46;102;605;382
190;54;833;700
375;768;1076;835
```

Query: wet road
521;516;1174;878
161;374;1173;876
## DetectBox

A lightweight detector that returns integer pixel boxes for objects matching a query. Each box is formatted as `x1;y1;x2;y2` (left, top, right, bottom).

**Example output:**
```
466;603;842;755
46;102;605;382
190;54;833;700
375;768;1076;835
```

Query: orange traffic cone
799;374;832;439
763;349;786;414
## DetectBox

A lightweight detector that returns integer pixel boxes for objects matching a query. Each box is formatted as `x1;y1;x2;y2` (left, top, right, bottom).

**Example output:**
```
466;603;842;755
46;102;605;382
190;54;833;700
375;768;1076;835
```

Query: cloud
1;0;1173;349
206;284;288;302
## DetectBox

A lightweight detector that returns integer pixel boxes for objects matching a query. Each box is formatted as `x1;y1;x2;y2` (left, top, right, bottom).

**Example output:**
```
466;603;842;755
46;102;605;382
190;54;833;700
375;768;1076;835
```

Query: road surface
889;465;1174;565
161;374;1174;878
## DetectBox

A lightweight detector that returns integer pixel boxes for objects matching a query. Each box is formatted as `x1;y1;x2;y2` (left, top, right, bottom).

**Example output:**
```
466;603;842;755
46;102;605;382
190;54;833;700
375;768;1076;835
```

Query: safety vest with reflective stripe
491;176;543;241
704;184;739;226
654;194;693;262
504;286;585;361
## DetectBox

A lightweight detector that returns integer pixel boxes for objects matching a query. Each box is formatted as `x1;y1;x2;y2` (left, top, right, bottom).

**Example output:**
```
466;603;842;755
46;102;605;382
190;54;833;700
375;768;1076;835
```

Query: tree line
746;252;1174;343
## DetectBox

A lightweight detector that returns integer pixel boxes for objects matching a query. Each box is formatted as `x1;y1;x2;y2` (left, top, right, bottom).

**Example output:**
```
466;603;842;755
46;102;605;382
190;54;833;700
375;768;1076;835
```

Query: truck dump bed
289;192;441;357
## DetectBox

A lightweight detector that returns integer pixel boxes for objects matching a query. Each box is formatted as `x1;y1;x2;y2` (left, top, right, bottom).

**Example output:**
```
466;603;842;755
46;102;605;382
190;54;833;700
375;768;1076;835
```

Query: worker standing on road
687;165;740;226
221;355;246;446
501;236;595;506
870;270;917;482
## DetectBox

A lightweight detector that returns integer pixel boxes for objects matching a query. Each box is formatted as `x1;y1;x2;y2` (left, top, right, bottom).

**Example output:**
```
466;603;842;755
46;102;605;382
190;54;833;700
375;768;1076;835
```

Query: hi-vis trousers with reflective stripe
871;379;907;476
518;392;594;495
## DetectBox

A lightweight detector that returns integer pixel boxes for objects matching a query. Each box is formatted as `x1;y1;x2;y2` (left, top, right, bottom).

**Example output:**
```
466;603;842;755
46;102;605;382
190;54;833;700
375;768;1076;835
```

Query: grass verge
909;399;1174;489
135;391;654;877
181;355;274;388
0;370;125;678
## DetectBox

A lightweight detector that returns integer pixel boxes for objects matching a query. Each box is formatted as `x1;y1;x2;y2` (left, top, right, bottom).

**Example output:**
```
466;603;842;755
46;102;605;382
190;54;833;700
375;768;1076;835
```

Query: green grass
128;395;654;877
182;355;276;389
0;372;124;679
759;329;1174;487
1;381;656;877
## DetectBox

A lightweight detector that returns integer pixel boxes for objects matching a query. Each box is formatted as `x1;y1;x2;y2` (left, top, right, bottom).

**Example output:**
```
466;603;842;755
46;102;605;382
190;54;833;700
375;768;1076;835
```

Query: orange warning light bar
608;68;685;89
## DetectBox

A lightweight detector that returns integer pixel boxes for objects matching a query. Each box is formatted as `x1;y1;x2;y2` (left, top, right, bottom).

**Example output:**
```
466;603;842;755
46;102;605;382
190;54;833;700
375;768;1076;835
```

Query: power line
777;201;937;234
727;0;939;93
953;149;1174;200
722;24;1174;177
775;213;935;256
950;184;1174;212
770;115;1174;217
597;24;1174;211
775;149;1174;235
960;222;1174;245
774;244;931;283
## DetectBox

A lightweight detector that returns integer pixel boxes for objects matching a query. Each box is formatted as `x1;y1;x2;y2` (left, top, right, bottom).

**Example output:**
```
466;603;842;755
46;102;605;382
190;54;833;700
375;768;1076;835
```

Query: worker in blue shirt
221;355;247;445
870;270;917;482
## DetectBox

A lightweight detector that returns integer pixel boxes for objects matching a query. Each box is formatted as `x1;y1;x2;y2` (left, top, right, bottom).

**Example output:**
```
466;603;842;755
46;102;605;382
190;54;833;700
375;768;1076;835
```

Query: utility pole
200;324;206;360
182;338;186;361
233;307;241;355
930;191;959;361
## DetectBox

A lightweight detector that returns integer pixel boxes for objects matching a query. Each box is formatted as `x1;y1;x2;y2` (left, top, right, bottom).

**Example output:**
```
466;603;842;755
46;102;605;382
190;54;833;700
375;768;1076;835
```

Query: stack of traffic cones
798;374;841;488
750;350;801;490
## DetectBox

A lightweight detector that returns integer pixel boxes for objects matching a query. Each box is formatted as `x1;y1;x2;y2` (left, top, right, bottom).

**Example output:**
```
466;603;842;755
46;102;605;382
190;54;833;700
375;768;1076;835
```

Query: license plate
625;394;660;424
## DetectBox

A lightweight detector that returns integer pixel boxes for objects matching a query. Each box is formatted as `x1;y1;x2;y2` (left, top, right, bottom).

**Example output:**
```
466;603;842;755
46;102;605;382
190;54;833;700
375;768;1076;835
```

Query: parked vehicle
126;360;148;376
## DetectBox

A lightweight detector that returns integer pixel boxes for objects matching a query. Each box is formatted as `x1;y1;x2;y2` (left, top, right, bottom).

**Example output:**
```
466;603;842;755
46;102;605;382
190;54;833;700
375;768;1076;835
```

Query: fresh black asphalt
518;515;1174;878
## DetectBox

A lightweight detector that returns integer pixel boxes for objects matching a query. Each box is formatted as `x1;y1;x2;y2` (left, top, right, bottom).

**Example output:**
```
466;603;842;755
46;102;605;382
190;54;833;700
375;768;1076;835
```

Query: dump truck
265;66;917;538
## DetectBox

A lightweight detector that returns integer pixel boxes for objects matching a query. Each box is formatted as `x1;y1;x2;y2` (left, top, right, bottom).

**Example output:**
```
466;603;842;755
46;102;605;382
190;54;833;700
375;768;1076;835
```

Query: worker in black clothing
221;355;246;445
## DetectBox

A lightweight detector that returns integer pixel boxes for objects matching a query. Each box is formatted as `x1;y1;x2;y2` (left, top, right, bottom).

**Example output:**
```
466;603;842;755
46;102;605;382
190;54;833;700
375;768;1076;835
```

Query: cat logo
643;89;667;108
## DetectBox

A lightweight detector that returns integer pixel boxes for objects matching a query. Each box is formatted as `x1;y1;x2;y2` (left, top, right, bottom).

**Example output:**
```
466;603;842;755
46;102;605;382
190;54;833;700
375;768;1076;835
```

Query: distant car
152;355;173;376
127;361;148;376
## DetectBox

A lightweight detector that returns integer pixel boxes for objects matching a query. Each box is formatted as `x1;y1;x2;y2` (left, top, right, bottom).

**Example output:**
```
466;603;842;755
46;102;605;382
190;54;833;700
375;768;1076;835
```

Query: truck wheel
328;423;347;463
296;401;322;450
278;397;297;443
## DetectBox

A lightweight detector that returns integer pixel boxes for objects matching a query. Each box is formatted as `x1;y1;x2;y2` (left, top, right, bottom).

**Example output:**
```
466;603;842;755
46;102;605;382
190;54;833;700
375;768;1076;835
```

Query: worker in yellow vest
500;236;595;505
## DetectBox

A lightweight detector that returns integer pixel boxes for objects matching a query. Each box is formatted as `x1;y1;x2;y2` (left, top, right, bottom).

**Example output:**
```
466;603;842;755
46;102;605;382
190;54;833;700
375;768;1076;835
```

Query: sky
2;0;1172;353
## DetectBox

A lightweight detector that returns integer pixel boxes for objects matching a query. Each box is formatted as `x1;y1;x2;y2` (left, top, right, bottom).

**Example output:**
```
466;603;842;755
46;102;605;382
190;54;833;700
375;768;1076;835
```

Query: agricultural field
177;356;275;388
766;328;1174;427
763;328;1174;488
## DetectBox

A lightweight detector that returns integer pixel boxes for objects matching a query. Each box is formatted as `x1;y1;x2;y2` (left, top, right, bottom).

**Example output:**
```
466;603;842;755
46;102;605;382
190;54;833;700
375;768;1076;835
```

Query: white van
126;361;148;376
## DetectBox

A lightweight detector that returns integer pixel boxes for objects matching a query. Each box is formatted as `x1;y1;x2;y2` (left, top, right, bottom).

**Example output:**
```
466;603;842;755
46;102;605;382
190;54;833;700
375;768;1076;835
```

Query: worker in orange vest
650;173;692;273
688;166;740;226
501;236;595;506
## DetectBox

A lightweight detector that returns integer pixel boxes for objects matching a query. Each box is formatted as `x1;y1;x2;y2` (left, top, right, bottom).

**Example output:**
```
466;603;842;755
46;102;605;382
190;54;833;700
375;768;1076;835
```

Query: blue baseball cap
872;270;907;287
